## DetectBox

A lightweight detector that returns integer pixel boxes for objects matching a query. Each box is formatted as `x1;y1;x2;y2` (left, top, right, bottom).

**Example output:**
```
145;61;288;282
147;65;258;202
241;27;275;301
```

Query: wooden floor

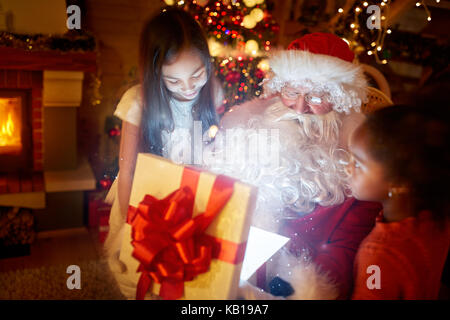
0;227;103;273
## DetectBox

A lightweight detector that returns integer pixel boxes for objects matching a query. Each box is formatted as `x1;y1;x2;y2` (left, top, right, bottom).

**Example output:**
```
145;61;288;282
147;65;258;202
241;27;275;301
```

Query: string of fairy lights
336;0;390;64
416;1;434;21
335;0;439;65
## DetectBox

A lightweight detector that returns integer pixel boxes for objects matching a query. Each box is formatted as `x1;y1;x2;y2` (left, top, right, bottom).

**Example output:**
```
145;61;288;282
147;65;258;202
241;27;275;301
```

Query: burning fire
0;106;21;153
0;111;19;147
1;112;15;138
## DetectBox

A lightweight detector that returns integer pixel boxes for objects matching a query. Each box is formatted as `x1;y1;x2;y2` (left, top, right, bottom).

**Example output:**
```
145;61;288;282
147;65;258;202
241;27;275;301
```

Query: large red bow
127;167;240;300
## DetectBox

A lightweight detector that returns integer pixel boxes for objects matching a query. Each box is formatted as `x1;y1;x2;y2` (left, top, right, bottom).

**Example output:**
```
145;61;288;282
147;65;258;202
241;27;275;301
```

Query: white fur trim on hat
262;50;368;114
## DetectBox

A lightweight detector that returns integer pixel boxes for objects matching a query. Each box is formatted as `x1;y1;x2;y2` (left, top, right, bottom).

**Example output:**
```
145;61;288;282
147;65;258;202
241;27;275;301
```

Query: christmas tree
163;0;279;112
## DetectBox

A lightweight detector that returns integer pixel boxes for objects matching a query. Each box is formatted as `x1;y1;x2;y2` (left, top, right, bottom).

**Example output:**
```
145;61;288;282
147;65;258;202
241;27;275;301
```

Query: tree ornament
250;8;264;22
257;58;270;71
196;0;209;6
208;38;224;57
100;176;113;190
243;0;257;7
242;15;257;29
225;71;241;83
244;39;259;56
108;127;121;137
255;68;265;79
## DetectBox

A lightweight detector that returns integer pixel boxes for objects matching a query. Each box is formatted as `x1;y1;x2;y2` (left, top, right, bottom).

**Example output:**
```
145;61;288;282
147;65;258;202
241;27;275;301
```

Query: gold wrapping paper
119;153;257;299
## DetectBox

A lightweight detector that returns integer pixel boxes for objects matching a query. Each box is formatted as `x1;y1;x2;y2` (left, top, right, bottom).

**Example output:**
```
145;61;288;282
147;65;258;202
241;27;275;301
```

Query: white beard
204;101;350;232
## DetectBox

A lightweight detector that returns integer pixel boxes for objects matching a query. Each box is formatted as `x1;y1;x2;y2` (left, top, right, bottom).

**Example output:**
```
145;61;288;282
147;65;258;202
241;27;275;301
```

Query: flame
0;111;20;148
1;112;14;136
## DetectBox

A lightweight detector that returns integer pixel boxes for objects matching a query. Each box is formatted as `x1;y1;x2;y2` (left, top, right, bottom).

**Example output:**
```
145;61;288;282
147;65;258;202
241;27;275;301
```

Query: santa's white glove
237;280;285;300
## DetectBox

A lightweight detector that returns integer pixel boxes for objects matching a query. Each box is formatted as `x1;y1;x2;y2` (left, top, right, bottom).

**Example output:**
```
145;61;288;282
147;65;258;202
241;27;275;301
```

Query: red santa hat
263;33;368;113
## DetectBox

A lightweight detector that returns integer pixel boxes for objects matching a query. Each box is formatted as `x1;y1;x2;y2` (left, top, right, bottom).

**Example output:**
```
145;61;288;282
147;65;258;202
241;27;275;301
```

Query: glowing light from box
208;125;219;138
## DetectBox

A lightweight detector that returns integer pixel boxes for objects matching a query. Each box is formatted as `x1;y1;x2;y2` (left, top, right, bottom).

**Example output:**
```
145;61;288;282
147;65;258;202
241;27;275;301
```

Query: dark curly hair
363;84;450;223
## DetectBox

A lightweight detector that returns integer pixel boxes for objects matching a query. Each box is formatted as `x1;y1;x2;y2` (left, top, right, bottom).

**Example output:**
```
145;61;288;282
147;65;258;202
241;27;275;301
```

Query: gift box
119;153;257;300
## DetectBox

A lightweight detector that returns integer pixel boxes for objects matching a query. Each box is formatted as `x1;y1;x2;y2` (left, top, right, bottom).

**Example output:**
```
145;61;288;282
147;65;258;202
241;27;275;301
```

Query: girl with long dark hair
104;7;222;296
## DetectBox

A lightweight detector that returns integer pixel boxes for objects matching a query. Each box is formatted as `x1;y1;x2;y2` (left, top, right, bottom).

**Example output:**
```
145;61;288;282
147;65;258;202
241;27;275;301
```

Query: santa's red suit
274;198;381;299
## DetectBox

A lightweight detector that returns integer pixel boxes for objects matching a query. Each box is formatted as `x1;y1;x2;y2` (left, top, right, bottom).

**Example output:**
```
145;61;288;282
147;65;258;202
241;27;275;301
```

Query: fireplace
0;70;44;175
0;0;99;243
0;47;97;232
0;89;33;172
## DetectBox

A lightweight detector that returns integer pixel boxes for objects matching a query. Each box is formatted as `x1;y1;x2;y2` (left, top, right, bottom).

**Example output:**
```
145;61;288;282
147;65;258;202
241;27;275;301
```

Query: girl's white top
113;84;196;163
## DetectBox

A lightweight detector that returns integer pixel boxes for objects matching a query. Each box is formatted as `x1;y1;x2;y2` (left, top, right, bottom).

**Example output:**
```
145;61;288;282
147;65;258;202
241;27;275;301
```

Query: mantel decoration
0;30;96;52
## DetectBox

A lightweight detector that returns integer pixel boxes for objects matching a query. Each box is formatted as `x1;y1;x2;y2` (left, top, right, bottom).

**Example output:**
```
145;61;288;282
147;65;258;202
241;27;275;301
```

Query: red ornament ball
225;71;241;83
109;127;121;137
255;68;265;79
100;177;112;190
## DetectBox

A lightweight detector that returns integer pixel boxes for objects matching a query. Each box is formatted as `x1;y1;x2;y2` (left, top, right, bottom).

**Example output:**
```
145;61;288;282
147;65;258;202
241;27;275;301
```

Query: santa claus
204;33;381;299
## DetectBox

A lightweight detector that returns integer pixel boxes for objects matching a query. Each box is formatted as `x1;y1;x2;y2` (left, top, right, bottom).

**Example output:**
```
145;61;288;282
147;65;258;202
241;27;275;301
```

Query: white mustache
274;109;328;122
272;107;341;143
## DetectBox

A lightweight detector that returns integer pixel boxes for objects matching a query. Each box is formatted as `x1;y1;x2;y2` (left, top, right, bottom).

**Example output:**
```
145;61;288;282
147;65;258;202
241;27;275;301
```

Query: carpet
0;259;126;300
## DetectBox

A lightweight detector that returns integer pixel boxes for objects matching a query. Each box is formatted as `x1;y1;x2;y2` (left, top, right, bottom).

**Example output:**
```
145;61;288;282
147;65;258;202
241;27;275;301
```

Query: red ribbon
127;167;244;300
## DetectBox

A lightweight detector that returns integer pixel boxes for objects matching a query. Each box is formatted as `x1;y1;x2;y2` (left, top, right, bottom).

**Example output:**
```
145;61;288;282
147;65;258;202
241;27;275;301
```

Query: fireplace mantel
0;47;97;73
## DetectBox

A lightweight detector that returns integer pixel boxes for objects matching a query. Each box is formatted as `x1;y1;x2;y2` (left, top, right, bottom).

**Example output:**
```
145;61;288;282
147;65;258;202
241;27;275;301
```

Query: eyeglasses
280;86;331;106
